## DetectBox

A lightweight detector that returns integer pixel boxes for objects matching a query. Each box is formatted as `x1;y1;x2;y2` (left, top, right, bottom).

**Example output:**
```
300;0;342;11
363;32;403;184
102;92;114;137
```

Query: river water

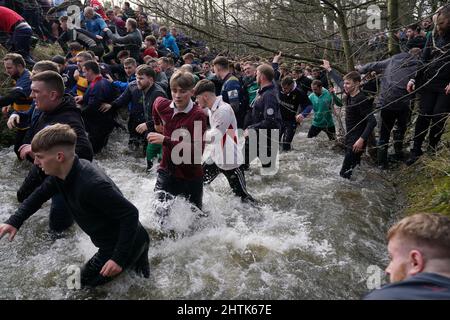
0;123;402;299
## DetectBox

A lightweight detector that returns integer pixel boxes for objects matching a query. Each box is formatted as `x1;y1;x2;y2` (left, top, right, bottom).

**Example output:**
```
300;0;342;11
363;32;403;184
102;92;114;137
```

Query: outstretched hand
0;224;18;242
100;259;122;277
322;59;331;72
273;51;282;63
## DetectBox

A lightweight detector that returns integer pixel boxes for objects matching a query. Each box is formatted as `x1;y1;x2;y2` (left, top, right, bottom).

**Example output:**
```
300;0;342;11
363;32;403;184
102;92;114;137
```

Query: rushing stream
0;122;403;299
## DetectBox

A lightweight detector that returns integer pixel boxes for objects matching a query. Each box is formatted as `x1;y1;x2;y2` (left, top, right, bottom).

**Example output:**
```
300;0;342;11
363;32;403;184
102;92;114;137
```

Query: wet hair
51;55;66;65
31;71;65;97
32;60;59;73
387;213;450;259
31;123;77;153
69;42;83;52
126;18;137;29
179;64;193;73
281;76;295;87
145;35;157;45
183;53;194;61
123;57;137;66
311;79;322;87
343;71;361;83
3;53;25;68
82;61;100;74
212;56;229;70
194;79;216;96
407;23;421;33
135;64;155;79
408;47;422;58
170;71;195;90
159;57;170;65
117;50;130;60
256;64;275;82
76;51;94;61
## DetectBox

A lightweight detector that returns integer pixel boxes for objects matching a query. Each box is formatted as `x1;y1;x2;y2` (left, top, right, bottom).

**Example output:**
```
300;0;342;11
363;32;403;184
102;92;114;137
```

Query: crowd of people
0;1;449;298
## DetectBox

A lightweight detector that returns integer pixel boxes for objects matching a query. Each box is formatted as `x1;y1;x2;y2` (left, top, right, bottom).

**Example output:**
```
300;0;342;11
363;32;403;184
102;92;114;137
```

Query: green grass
397;126;450;217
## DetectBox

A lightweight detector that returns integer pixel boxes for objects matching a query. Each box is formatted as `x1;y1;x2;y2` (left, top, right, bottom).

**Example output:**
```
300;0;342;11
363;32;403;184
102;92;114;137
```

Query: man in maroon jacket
148;71;207;218
0;6;35;66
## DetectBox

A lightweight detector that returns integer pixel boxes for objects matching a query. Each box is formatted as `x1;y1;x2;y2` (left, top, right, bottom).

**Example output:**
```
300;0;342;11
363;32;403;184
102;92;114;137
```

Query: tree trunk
334;0;354;71
388;0;400;55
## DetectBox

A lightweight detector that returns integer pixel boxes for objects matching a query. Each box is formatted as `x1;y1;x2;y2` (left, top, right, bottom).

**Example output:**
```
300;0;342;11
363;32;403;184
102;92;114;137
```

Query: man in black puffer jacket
16;71;93;234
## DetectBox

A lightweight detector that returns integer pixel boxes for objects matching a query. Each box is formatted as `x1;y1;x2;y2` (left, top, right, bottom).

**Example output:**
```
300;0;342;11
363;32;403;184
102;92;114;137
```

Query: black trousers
244;129;278;168
17;165;74;232
378;107;410;148
13;129;28;159
81;226;150;287
280;120;297;151
307;125;336;140
203;162;255;202
128;113;146;153
412;90;450;151
85;120;114;154
154;170;203;210
340;147;363;179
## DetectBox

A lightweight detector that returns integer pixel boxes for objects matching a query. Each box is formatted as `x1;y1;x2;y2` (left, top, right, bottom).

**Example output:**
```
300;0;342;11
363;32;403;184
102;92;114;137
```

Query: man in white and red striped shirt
194;79;256;203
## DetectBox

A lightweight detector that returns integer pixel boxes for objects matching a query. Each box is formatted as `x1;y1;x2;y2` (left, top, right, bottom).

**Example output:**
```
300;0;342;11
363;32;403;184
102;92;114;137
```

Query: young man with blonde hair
365;213;450;299
0;123;150;287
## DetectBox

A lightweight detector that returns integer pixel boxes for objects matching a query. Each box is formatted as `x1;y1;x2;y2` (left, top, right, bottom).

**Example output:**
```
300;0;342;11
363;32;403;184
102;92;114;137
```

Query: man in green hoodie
296;80;339;140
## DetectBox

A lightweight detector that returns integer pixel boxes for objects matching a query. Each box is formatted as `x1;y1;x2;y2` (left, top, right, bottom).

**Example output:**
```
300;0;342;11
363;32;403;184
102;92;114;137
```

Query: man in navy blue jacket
76;60;116;153
244;64;282;172
364;213;450;300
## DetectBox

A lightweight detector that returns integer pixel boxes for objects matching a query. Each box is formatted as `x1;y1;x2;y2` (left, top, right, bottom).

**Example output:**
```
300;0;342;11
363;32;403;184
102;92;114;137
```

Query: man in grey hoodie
357;48;422;168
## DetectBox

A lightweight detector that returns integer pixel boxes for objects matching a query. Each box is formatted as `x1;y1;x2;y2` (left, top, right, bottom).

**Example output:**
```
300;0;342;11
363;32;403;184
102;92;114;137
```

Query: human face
171;85;193;110
84;10;94;20
160;29;167;37
406;28;415;39
243;64;255;78
385;235;411;283
57;63;65;74
343;79;358;95
60;20;68;31
34;149;60;176
30;81;58;111
256;69;263;86
82;66;96;82
195;93;208;109
311;84;322;96
436;13;450;36
201;63;210;75
124;64;136;77
126;21;133;32
3;60;19;77
281;83;294;95
136;74;153;90
158;60;168;71
76;57;87;71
